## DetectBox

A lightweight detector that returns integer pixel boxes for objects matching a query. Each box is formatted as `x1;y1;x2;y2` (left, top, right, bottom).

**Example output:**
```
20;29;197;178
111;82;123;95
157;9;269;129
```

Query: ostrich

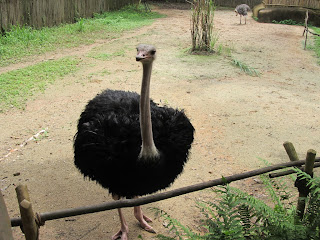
74;44;194;240
235;4;251;24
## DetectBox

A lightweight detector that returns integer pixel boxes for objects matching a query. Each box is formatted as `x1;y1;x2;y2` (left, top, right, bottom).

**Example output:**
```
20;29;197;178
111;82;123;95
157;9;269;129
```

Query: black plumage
74;89;194;198
73;44;194;239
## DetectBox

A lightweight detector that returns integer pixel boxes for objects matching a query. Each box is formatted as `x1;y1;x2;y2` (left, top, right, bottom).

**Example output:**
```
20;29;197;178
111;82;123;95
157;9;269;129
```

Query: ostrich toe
134;206;156;233
111;229;128;240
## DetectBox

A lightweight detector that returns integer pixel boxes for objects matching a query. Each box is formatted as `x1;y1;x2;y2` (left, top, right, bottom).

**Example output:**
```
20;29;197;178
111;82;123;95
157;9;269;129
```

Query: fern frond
155;235;176;240
151;207;202;240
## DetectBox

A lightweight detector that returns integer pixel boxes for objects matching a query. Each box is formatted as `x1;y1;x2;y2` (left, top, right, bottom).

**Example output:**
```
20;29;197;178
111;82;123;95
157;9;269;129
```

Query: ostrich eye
150;50;156;55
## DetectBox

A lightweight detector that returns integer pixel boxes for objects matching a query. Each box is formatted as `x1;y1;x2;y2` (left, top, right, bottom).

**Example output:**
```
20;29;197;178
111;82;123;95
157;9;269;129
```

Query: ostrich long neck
139;62;159;158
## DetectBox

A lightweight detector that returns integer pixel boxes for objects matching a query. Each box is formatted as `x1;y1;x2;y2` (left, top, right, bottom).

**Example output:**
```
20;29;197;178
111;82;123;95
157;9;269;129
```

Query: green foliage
272;19;303;26
199;185;247;240
0;5;163;66
87;48;126;61
231;58;260;77
252;16;258;21
295;168;320;239
155;171;320;240
153;207;202;240
216;43;233;57
309;27;320;64
0;57;80;112
76;17;85;32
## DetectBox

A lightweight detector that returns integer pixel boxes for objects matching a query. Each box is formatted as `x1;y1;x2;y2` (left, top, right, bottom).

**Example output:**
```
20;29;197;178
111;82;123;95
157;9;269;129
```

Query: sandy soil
1;3;320;240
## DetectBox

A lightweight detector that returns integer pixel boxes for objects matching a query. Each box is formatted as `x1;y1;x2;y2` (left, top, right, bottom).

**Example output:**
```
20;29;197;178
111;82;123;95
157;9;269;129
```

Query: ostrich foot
134;206;156;233
111;228;129;240
112;207;129;240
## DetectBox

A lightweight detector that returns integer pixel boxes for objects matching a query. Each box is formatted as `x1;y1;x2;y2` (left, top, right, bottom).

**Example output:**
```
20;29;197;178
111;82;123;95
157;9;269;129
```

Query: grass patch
0;5;164;66
0;57;81;112
216;43;234;57
87;48;127;61
232;58;260;77
309;27;320;63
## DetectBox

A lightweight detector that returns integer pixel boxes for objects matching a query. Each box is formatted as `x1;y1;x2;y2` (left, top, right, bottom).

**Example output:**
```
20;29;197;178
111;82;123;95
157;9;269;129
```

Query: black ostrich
74;44;194;240
235;4;251;24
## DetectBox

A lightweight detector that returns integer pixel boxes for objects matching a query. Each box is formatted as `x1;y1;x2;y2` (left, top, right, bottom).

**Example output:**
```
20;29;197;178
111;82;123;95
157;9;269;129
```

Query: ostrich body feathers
235;4;250;16
74;89;194;198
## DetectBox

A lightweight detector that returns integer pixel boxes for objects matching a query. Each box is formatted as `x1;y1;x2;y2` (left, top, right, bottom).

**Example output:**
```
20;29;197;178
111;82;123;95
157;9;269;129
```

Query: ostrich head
235;9;239;16
136;44;156;64
136;44;159;160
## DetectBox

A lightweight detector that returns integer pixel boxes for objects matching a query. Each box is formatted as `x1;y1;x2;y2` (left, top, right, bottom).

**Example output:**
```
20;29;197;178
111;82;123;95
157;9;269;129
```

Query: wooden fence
151;0;262;8
263;0;320;9
0;0;139;31
150;0;320;9
0;141;318;240
214;0;262;8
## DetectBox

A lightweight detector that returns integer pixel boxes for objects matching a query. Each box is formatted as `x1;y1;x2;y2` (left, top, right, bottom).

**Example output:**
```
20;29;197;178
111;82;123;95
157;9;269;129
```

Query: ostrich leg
133;205;155;233
112;195;129;240
112;208;129;240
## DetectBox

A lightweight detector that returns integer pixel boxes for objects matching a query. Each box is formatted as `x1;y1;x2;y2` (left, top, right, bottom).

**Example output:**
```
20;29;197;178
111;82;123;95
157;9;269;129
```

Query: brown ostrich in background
235;4;251;24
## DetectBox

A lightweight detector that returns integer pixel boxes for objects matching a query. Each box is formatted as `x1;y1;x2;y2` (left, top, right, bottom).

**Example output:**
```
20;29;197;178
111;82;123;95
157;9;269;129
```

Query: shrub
154;168;320;239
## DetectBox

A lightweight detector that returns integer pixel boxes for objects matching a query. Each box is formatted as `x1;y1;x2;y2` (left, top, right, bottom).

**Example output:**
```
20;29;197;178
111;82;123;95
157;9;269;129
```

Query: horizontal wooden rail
11;157;320;227
269;162;320;178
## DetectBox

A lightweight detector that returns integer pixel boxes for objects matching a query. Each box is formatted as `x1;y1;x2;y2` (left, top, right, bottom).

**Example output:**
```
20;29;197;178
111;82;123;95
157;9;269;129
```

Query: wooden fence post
296;149;316;220
16;185;39;240
0;189;14;240
303;10;309;50
283;141;299;162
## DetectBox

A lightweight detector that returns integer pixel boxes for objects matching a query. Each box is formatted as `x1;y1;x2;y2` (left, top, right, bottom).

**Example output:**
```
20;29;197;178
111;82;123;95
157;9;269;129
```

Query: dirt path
1;4;320;240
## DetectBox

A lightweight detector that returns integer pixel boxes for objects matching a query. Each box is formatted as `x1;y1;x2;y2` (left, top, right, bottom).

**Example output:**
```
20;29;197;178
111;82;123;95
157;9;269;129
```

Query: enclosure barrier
303;10;320;49
1;142;318;240
0;0;139;31
263;0;320;9
0;189;14;240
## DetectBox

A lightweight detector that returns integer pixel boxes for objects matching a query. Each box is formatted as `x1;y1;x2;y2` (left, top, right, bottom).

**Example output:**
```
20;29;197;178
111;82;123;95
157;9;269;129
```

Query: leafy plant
272;19;303;26
198;185;248;240
216;44;233;57
154;169;320;240
153;207;202;239
295;168;320;239
76;17;85;32
231;58;260;76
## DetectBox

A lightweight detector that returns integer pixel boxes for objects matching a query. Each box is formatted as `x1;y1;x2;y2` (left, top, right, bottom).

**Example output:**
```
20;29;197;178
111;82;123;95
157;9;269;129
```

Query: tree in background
190;0;216;52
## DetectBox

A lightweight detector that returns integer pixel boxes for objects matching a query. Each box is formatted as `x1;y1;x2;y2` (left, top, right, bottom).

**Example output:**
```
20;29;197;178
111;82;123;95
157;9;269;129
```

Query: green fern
154;170;320;240
231;185;307;239
294;168;320;239
199;185;247;240
152;207;202;240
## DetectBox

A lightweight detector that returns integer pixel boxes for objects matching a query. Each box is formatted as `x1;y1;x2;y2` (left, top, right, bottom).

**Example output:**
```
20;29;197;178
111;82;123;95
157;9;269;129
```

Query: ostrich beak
136;50;147;61
136;56;144;61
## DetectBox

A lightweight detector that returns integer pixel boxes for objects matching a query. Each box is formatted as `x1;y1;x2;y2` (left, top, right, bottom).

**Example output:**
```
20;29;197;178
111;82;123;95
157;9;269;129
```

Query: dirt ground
1;3;320;240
